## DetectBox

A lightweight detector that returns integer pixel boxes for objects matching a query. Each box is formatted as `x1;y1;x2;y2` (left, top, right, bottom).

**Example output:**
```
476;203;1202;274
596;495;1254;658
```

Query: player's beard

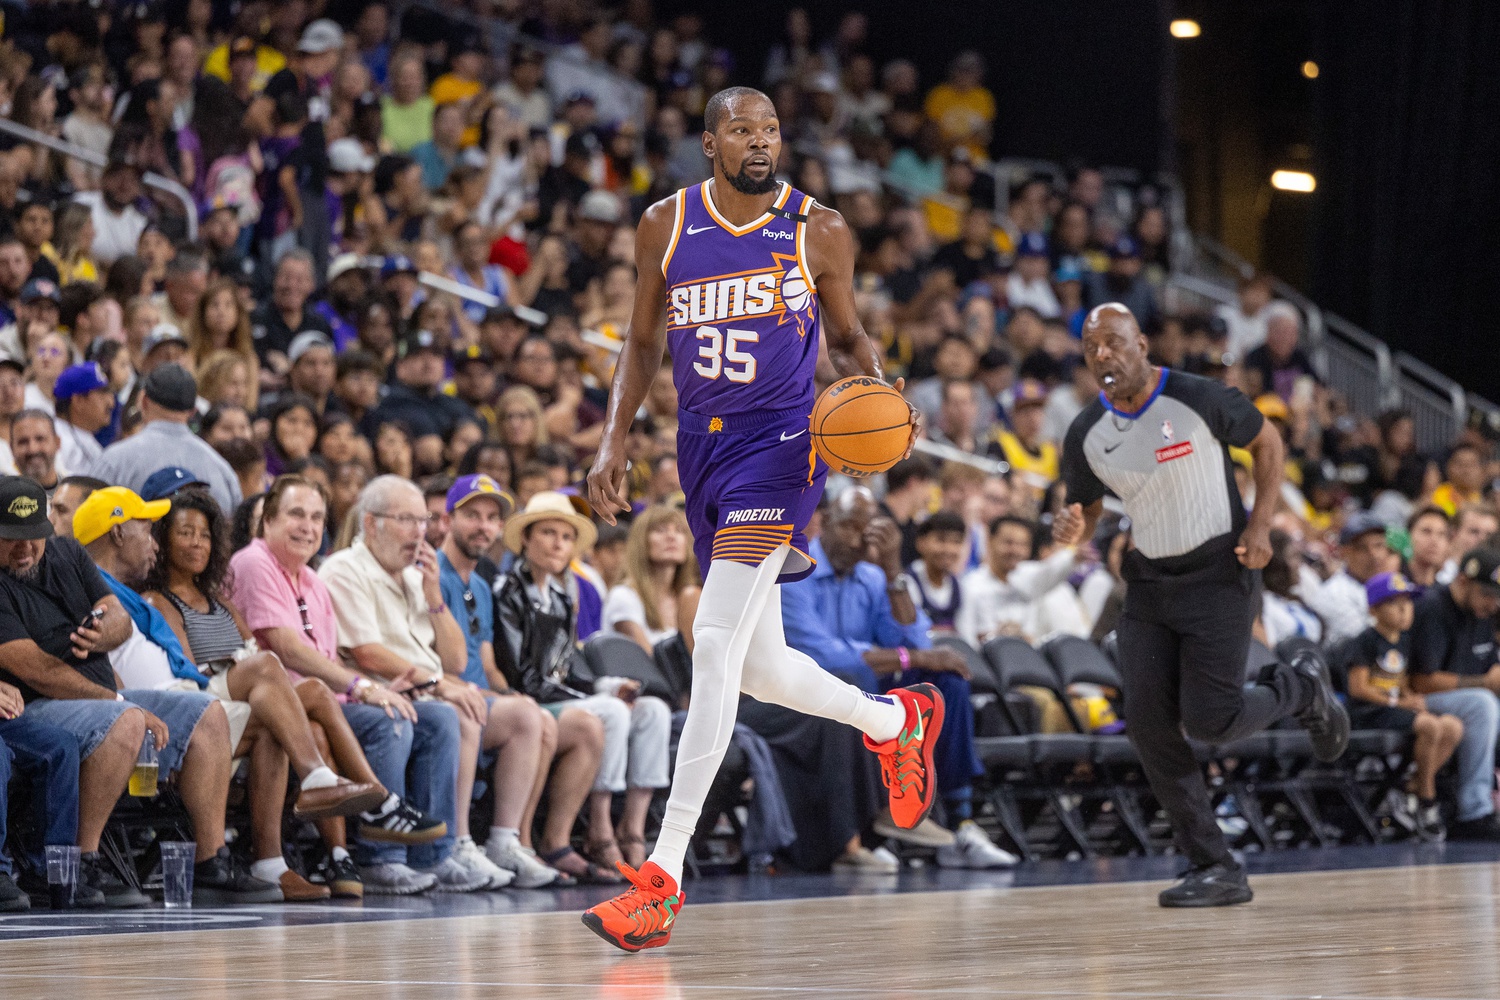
720;153;779;194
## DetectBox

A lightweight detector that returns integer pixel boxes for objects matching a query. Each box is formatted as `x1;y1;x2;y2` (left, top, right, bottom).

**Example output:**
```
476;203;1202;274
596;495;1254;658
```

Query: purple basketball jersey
663;180;826;582
662;181;820;417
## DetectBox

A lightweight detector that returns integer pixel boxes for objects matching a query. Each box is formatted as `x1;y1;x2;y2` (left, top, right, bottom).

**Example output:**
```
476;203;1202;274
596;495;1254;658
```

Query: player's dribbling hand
890;376;920;460
586;444;631;525
1053;502;1086;547
1235;524;1273;569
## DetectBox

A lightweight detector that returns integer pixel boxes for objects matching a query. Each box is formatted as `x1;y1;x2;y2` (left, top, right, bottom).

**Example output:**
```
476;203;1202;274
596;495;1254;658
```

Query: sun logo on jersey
708;417;723;433
771;253;813;339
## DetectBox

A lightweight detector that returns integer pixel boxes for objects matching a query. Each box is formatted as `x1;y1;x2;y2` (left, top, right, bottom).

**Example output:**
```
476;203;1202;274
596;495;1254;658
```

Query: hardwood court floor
2;861;1499;999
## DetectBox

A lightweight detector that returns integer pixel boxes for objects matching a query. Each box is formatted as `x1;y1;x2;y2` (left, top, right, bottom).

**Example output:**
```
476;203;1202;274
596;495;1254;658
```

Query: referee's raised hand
1053;502;1086;547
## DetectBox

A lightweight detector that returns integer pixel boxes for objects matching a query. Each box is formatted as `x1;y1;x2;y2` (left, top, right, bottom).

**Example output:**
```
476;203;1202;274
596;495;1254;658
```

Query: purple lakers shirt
663;180;827;582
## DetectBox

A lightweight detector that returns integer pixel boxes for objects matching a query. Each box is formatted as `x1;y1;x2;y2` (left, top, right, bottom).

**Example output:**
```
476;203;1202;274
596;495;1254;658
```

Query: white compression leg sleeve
740;585;906;744
648;549;789;884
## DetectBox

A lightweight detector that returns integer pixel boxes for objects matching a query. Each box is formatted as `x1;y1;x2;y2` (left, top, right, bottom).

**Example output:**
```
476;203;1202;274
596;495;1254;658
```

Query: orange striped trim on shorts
711;524;793;567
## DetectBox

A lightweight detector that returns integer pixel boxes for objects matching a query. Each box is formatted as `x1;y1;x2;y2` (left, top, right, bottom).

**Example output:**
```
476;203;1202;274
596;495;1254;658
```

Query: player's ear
701;130;715;160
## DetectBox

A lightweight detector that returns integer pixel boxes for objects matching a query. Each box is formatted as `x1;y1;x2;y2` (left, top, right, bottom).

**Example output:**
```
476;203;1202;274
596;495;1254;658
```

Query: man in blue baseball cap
1083;231;1159;330
52;363;115;474
436;474;514;691
380;255;421;320
140;466;207;502
432;474;560;888
1007;231;1060;318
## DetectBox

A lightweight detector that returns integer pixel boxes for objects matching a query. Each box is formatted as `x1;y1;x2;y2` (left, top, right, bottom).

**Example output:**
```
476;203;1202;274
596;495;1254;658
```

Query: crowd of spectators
1;0;1500;912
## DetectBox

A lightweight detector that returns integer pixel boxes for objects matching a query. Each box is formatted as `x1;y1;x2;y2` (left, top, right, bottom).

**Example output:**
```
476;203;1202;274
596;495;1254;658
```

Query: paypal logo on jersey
762;229;794;241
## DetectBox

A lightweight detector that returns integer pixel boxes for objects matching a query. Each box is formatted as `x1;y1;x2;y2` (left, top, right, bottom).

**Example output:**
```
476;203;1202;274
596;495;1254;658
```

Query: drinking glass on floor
161;842;196;908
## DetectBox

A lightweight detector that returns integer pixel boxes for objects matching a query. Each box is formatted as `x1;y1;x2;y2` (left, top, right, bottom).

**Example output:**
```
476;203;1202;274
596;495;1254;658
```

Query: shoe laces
602;863;674;924
878;716;925;798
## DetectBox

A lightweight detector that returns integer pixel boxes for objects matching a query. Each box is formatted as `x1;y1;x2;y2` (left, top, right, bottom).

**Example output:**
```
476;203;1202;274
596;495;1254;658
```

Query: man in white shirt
1300;512;1392;646
1214;274;1274;359
956;515;1081;647
72;157;148;267
1006;233;1061;318
51;363;115;475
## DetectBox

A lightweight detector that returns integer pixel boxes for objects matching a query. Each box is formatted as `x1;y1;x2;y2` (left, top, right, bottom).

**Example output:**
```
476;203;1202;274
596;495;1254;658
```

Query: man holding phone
320;475;548;894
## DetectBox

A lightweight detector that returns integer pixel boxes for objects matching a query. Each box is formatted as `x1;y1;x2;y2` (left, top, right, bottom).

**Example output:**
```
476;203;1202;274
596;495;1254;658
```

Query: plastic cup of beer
130;729;159;797
160;841;195;908
45;845;80;909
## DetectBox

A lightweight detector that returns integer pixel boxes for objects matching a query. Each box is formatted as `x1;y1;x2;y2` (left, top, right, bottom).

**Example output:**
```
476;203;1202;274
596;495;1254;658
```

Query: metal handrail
1191;235;1326;348
1396;351;1468;429
0;117;197;239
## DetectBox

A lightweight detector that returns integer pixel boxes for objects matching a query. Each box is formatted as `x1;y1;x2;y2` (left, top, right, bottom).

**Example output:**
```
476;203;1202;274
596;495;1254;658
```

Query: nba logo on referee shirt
1161;419;1174;441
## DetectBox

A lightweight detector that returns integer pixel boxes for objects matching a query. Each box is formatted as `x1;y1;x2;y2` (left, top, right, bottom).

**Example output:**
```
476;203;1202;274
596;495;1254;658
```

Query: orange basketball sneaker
581;862;685;953
864;683;946;829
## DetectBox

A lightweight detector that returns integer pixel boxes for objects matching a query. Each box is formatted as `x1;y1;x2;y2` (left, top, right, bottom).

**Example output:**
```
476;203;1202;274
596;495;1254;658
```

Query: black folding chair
582;632;679;703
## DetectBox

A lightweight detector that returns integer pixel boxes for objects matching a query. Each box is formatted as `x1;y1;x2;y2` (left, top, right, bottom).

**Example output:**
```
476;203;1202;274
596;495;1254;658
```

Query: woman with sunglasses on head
144;486;442;899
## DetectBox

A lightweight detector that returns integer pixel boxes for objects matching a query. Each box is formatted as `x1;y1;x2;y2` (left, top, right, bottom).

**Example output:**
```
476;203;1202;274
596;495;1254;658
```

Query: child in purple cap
1343;570;1465;840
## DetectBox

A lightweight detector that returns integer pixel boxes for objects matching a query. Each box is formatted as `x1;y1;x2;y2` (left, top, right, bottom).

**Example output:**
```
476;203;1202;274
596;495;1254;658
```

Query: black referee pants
1117;555;1311;867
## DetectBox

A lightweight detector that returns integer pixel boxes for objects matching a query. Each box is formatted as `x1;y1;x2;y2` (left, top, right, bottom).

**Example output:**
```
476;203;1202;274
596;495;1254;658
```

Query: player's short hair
704;86;772;134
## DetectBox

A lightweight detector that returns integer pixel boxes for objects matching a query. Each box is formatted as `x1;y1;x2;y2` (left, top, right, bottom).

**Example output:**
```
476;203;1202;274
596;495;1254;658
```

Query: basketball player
582;87;939;951
1053;303;1349;907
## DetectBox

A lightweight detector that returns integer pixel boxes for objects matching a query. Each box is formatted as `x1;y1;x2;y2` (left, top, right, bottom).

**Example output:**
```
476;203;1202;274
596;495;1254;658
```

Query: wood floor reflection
2;862;1498;999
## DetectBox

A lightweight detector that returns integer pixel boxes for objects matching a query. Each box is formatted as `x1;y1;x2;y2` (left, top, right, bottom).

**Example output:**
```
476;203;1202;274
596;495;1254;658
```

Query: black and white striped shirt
1062;369;1264;573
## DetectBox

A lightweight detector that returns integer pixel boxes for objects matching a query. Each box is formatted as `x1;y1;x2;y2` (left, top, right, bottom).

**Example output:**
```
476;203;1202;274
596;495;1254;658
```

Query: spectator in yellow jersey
1432;443;1487;517
923;51;995;161
990;380;1058;505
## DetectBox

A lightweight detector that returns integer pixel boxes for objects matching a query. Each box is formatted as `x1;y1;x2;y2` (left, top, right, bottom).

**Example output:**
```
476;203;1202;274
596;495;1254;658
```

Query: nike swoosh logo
1104;443;1122;453
686;224;714;235
780;429;807;441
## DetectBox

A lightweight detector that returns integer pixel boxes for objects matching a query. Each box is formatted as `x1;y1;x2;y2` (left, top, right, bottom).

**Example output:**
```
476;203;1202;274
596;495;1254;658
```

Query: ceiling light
1170;19;1201;38
1271;170;1316;193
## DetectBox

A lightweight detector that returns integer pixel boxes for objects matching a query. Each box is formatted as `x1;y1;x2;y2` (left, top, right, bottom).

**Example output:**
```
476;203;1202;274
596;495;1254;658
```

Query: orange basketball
810;377;913;477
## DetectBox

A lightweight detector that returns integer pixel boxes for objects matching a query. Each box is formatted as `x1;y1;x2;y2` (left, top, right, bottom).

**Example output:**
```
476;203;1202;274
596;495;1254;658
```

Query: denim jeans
342;699;460;867
0;715;81;876
1423;689;1500;823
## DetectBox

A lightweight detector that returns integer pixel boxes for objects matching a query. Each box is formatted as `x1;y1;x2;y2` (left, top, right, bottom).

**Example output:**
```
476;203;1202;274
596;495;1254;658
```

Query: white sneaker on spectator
419;852;493;893
453;836;514;889
359;863;438;895
936;820;1019;870
485;837;559;888
832;845;899;874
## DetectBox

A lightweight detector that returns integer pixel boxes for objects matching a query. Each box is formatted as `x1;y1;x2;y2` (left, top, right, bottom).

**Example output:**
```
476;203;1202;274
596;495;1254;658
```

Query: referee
1054;303;1348;907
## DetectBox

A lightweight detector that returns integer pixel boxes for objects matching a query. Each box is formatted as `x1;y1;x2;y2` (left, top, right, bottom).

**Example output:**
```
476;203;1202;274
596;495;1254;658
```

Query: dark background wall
667;0;1170;175
1311;0;1500;392
674;0;1499;392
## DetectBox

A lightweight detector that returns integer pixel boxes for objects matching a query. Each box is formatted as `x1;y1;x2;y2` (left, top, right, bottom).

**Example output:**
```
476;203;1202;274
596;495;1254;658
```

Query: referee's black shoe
1291;647;1350;763
1158;859;1253;908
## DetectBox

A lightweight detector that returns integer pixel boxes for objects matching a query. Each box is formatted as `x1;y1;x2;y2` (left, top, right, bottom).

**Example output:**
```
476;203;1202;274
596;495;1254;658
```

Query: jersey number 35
693;325;759;383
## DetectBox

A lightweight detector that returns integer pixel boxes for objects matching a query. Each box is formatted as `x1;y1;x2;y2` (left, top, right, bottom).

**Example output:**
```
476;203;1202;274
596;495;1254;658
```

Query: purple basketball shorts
676;405;828;584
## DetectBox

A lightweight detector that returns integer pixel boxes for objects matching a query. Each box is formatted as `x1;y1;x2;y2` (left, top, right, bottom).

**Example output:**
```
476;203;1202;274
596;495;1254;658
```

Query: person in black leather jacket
494;492;672;873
